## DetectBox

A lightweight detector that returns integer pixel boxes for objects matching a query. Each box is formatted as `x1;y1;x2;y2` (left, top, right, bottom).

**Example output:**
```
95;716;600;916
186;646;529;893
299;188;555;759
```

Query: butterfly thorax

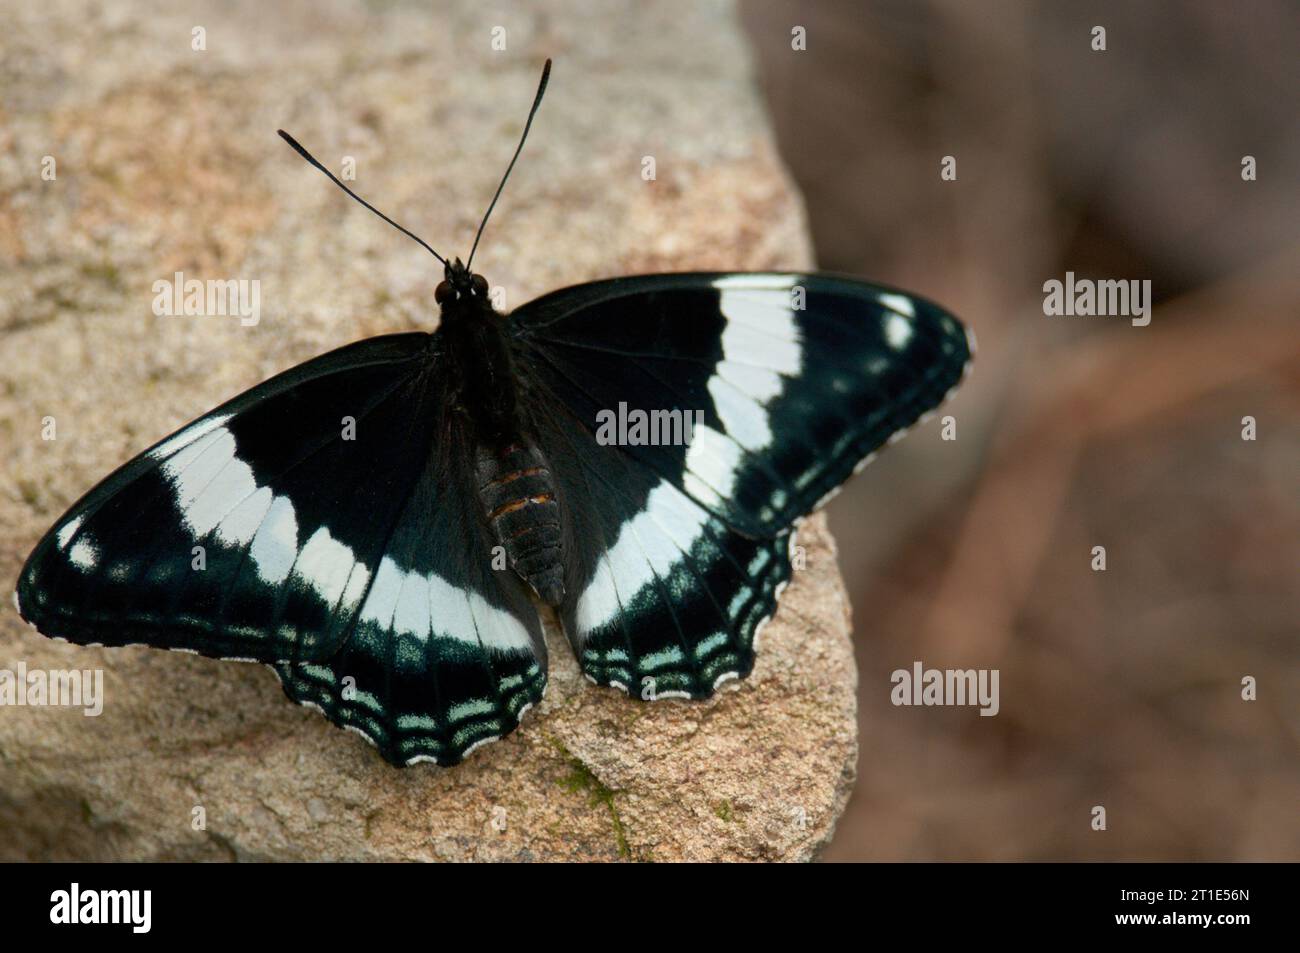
440;281;567;608
440;291;519;445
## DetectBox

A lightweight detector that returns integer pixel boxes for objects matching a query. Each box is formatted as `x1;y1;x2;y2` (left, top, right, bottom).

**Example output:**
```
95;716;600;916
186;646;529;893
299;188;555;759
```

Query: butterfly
15;60;973;766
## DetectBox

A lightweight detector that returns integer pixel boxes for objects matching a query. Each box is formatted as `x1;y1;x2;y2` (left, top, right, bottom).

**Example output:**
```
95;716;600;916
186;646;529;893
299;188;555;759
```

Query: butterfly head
436;258;489;305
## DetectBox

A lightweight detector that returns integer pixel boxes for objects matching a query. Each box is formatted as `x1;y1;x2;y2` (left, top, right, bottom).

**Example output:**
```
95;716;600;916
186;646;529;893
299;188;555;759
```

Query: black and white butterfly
15;61;973;766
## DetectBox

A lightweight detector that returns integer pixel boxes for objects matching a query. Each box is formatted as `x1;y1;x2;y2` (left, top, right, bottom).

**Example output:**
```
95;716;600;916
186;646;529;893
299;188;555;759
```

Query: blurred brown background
741;0;1299;859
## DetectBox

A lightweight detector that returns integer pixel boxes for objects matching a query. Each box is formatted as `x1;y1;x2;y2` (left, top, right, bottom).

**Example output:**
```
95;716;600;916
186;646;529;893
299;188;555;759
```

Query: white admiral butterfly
16;60;973;766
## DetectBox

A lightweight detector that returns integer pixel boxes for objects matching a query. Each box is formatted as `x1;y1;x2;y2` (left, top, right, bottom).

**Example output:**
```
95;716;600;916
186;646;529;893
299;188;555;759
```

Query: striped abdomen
475;442;565;606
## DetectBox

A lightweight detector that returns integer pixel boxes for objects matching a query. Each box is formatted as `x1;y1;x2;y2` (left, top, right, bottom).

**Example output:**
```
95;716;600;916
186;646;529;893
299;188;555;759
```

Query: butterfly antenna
277;129;447;267
466;58;552;271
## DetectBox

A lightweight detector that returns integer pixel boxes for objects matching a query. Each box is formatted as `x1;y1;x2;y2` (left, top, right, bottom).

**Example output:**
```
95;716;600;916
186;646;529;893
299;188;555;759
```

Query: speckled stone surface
0;0;855;860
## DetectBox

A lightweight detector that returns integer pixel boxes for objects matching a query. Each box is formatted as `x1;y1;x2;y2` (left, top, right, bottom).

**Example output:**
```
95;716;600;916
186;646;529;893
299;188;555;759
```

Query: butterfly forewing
18;334;427;656
17;332;546;766
511;273;972;541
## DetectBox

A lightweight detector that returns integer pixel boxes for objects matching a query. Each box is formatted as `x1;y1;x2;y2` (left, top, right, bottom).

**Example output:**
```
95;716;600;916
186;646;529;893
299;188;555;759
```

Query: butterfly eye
435;281;453;304
472;274;489;296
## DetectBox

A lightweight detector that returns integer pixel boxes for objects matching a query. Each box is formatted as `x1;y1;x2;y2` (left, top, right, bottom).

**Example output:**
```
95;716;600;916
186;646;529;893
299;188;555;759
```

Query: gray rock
0;0;855;861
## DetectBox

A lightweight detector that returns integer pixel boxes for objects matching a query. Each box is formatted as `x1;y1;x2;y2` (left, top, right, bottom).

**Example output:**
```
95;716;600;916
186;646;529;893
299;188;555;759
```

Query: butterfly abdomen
475;442;565;606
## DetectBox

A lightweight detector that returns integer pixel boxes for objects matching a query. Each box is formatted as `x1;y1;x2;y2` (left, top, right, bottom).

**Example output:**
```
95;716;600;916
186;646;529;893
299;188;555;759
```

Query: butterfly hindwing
527;404;792;699
512;273;972;538
272;439;548;766
16;333;546;765
512;272;970;696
